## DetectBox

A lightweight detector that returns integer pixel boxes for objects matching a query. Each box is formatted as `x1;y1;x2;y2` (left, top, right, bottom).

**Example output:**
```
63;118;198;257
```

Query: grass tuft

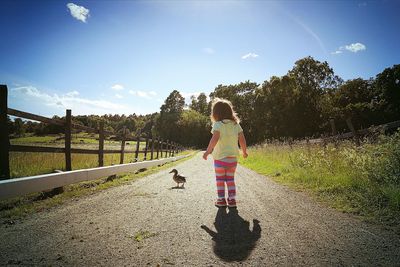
240;132;400;232
133;230;159;242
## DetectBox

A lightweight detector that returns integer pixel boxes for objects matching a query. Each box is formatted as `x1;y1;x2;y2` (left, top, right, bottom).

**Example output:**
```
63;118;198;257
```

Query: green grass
0;151;197;220
240;133;400;232
133;230;159;242
9;150;166;178
11;135;60;143
9;133;162;178
11;133;141;146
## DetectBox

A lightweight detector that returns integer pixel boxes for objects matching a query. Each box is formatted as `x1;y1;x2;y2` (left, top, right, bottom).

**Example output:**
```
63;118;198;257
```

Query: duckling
169;169;186;188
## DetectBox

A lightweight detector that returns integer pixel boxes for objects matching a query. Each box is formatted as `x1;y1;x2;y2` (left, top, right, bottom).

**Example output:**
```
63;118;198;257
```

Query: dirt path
1;152;399;266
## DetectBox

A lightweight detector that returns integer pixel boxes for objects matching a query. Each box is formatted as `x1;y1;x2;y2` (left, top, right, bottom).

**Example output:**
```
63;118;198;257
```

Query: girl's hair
210;98;240;123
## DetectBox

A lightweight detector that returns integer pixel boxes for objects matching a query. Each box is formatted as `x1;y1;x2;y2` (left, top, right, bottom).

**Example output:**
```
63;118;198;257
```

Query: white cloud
345;43;366;53
129;90;157;99
241;53;259;59
11;86;132;115
115;94;123;99
203;48;215;54
331;42;366;55
67;3;90;23
65;90;79;97
111;84;124;91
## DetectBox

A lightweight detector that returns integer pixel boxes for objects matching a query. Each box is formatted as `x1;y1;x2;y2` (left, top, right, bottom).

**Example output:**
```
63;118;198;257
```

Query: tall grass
240;131;400;229
9;150;178;178
9;134;161;178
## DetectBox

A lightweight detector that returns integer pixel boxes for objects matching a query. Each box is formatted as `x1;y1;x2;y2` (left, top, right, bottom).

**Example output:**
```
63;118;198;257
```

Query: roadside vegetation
240;132;400;231
9;132;153;178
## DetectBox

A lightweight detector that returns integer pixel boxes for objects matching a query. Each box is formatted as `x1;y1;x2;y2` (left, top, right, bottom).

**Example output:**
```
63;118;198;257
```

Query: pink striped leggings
214;157;237;200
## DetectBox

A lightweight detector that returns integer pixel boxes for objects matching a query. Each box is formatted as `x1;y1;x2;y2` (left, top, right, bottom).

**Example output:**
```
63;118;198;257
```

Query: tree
160;90;185;114
287;56;342;136
331;78;375;131
190;93;209;116
155;90;185;141
255;75;300;138
177;109;210;148
13;118;25;137
374;64;400;122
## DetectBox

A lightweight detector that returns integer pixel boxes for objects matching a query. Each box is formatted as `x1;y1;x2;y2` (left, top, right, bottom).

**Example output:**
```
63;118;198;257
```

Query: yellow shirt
211;119;243;160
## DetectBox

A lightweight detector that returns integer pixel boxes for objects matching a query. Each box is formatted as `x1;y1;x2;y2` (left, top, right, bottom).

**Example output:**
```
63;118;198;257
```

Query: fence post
135;135;140;162
346;117;360;145
170;142;173;157
150;135;155;160
329;118;337;136
98;121;104;167
65;109;72;171
160;139;165;158
156;138;160;159
171;142;175;157
165;140;169;158
167;141;170;157
120;126;126;164
144;136;149;160
0;85;10;180
306;137;311;155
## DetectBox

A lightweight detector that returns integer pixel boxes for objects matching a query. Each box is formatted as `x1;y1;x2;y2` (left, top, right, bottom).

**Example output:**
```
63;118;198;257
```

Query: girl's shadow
201;207;261;262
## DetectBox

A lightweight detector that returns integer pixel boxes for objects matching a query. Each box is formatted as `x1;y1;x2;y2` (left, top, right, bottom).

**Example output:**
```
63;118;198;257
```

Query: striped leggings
214;157;237;200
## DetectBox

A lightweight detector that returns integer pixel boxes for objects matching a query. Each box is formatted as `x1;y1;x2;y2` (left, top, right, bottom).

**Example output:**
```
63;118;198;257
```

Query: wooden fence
300;118;400;145
263;118;400;147
0;154;190;200
0;85;185;180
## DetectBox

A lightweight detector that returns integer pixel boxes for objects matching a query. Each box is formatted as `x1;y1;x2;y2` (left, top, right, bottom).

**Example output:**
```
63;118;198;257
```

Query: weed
240;131;400;231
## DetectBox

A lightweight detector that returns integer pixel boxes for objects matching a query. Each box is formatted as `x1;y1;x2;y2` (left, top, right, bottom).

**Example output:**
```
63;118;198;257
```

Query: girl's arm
203;131;220;160
239;132;248;158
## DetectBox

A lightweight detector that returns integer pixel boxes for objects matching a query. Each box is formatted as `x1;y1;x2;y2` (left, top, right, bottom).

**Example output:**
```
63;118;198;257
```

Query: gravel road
1;152;399;266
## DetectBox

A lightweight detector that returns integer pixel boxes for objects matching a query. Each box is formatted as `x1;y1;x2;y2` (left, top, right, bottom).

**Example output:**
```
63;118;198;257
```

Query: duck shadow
201;207;261;262
169;186;185;190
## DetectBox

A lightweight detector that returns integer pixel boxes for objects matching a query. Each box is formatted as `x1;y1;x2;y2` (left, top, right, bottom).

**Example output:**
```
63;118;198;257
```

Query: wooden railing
298;119;400;145
262;119;400;147
0;155;190;200
0;85;185;180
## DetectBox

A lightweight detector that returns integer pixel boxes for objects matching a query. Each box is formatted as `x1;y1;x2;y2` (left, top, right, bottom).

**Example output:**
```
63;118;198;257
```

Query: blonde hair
210;98;240;123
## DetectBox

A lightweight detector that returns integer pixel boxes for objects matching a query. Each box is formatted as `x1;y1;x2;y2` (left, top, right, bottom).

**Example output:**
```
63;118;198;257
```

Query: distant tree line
8;56;400;148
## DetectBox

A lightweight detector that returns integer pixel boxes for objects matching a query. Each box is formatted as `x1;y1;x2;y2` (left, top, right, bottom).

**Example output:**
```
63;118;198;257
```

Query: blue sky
1;0;399;117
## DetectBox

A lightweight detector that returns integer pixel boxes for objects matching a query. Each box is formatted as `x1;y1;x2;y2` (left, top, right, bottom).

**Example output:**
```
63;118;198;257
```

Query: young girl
203;98;248;208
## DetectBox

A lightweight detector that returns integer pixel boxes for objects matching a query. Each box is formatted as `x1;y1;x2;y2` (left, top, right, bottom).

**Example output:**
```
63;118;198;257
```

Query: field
239;131;400;230
9;133;164;178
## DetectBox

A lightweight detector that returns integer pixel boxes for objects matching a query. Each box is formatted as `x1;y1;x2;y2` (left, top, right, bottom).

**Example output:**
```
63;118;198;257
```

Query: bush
367;131;400;185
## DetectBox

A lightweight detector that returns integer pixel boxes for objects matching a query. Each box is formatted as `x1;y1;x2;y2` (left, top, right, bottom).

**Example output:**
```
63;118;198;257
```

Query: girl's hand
203;152;209;160
243;151;248;158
